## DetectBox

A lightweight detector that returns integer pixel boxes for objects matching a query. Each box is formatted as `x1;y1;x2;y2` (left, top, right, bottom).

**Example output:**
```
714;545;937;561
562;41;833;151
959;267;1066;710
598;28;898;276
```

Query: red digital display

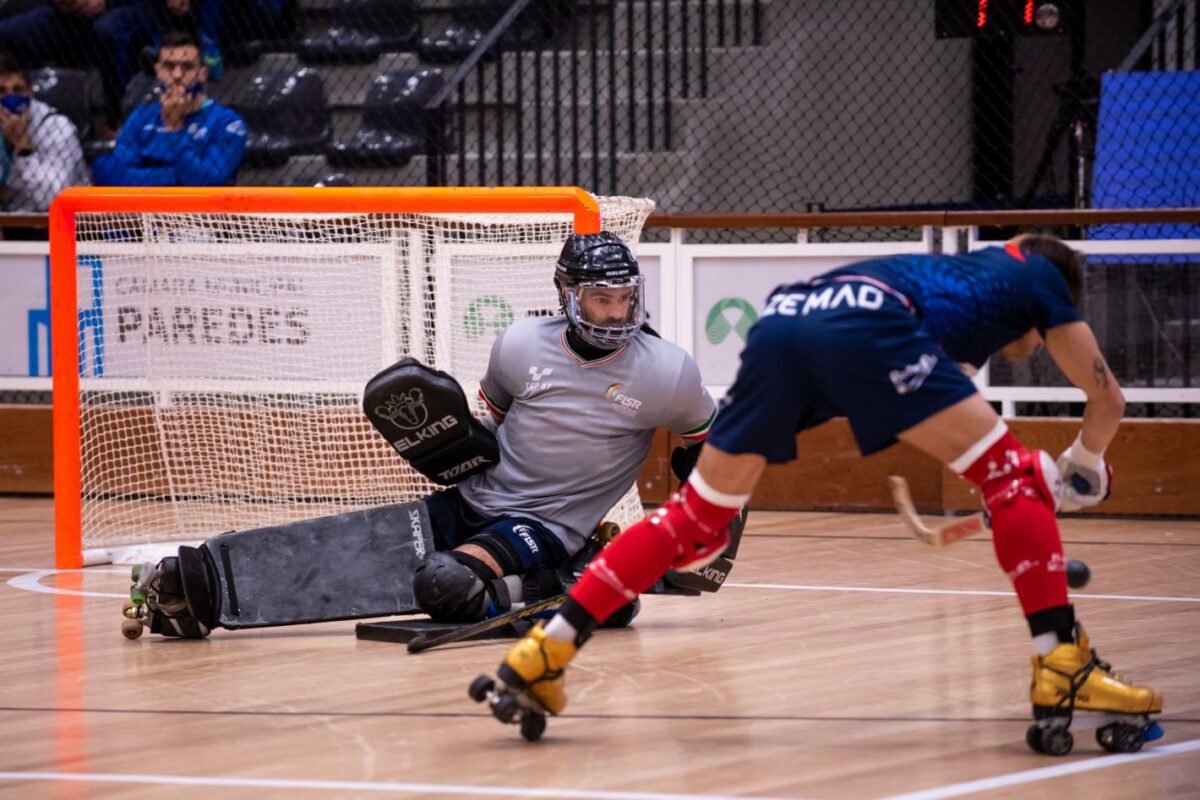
937;0;1066;39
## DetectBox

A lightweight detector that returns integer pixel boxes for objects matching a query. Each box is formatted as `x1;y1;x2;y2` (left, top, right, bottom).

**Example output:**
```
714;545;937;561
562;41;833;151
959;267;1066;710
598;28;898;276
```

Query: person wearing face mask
0;1;222;130
92;29;245;186
0;52;87;212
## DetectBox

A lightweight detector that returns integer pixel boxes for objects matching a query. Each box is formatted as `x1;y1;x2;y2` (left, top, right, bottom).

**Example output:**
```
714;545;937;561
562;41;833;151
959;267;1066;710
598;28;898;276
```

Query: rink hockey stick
886;476;986;547
406;593;567;654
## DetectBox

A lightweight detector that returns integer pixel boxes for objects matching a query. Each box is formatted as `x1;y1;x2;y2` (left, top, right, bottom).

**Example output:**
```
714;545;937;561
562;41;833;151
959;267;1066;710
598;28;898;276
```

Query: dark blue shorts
421;487;568;571
707;279;978;461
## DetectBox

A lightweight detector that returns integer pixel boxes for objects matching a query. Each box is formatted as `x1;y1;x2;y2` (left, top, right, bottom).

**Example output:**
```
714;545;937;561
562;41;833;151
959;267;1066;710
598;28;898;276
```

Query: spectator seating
239;65;330;167
82;71;159;162
286;168;353;187
298;0;420;64
326;67;442;168
121;71;158;121
29;66;91;139
15;0;572;182
418;0;549;63
225;0;299;67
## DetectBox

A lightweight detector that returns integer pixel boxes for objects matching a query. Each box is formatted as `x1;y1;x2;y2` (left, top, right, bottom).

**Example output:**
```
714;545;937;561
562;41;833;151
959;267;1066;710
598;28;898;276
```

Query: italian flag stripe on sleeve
478;387;508;419
680;408;716;441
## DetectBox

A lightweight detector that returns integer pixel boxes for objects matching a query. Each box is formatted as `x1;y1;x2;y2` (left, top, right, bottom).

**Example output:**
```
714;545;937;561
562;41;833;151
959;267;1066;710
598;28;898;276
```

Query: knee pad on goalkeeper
412;551;495;622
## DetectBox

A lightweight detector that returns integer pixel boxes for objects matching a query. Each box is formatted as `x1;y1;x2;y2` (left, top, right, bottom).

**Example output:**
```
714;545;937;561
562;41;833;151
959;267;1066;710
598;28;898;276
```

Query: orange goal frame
49;186;603;568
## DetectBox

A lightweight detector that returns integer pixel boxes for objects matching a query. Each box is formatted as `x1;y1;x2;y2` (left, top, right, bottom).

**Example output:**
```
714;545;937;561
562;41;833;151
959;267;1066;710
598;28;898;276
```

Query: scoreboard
935;0;1070;38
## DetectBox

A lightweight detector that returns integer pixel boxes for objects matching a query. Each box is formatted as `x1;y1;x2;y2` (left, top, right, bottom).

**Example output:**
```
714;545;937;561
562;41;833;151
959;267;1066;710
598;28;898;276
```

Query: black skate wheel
491;693;520;724
468;675;494;703
1026;724;1046;754
1097;723;1144;754
1041;726;1074;756
520;712;546;742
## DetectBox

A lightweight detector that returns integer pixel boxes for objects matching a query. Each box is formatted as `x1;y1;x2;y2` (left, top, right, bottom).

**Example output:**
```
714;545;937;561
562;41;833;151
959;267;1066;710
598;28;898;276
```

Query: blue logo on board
25;255;105;377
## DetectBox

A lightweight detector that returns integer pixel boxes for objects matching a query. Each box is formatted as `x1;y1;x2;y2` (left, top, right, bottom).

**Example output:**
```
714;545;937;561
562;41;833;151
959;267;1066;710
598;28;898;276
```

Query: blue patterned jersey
818;245;1080;368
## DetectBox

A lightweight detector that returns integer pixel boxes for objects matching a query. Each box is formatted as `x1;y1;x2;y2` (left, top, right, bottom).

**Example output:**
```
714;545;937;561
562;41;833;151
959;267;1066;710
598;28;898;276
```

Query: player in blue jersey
475;234;1163;755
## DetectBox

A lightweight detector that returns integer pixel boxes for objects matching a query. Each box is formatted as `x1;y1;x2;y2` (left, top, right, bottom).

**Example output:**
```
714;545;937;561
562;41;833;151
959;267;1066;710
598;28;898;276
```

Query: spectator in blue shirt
93;30;245;186
0;1;223;130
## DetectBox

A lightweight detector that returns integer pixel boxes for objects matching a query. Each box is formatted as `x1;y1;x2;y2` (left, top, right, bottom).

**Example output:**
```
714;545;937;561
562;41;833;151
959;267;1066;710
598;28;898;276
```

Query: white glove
1056;433;1112;511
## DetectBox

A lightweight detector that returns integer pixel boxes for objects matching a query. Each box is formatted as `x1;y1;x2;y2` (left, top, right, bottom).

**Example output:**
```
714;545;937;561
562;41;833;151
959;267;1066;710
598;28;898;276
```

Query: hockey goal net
50;187;655;568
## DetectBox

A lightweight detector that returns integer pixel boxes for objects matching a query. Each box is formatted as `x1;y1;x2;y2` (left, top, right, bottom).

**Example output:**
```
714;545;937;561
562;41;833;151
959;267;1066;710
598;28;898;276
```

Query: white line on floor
5;570;1200;604
0;771;806;800
0;567;126;573
724;582;1200;603
877;737;1200;800
5;570;127;598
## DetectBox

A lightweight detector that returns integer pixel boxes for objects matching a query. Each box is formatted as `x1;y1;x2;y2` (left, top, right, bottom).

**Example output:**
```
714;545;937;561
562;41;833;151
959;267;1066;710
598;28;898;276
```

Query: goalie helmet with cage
555;231;646;350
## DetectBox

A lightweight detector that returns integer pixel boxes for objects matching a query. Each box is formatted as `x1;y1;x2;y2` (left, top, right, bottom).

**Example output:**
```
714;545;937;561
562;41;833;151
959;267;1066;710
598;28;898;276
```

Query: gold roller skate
1027;625;1164;755
468;622;578;742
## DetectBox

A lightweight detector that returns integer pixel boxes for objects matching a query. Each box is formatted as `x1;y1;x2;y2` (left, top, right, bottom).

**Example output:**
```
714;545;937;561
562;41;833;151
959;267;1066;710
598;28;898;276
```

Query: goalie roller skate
120;551;214;641
1026;625;1164;756
120;561;156;640
468;622;577;742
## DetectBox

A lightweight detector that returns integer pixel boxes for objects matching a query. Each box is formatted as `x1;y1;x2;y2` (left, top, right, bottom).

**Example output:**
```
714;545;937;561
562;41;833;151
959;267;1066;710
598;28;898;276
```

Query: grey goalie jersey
458;316;716;553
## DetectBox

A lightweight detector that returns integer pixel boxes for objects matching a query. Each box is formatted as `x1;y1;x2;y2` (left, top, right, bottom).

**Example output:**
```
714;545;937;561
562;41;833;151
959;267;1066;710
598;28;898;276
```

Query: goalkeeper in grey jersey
409;231;717;624
125;231;718;640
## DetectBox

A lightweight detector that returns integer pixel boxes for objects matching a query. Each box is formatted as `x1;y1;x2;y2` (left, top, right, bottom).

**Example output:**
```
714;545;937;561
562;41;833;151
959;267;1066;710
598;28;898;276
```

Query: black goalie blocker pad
207;501;433;629
363;358;499;486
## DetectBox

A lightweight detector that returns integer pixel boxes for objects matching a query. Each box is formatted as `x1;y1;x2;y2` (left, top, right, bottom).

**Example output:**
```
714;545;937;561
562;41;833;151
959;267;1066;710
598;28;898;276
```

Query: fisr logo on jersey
526;365;554;391
605;383;643;415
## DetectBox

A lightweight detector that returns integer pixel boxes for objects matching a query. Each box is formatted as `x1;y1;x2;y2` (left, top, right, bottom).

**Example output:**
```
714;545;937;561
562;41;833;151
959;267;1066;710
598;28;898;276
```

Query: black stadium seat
239;66;330;167
297;0;420;64
120;72;158;122
286;169;354;188
417;0;551;63
29;66;92;139
326;68;443;168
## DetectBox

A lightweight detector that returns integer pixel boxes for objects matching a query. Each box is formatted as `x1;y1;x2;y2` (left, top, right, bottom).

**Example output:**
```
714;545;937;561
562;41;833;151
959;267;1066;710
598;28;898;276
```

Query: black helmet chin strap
565;322;619;358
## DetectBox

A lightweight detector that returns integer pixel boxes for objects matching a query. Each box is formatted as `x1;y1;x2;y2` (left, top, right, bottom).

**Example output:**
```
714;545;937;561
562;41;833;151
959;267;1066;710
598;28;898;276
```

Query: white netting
69;195;654;564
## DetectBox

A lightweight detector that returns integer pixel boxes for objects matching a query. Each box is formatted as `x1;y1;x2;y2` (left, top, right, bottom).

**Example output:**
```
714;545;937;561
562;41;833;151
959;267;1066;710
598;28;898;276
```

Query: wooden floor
1;497;1198;800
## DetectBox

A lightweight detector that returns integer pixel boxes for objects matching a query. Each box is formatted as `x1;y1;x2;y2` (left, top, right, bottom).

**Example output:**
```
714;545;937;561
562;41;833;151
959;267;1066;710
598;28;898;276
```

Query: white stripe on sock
687;470;752;509
948;419;1009;474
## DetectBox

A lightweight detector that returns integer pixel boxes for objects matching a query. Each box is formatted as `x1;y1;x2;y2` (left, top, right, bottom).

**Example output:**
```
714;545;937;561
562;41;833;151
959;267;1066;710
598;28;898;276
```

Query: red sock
569;515;676;623
570;481;740;623
961;430;1068;616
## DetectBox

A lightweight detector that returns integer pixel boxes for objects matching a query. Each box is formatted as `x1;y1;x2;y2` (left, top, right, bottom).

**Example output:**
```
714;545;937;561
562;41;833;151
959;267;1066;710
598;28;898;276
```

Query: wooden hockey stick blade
406;593;567;654
887;476;987;547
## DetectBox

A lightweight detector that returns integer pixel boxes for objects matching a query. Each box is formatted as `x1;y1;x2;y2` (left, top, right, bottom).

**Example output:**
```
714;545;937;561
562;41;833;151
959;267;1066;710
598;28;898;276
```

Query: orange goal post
50;186;655;568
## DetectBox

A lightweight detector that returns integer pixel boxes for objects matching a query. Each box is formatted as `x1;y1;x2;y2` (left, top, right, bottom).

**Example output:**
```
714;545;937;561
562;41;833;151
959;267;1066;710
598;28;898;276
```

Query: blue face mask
153;80;204;98
0;94;30;115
